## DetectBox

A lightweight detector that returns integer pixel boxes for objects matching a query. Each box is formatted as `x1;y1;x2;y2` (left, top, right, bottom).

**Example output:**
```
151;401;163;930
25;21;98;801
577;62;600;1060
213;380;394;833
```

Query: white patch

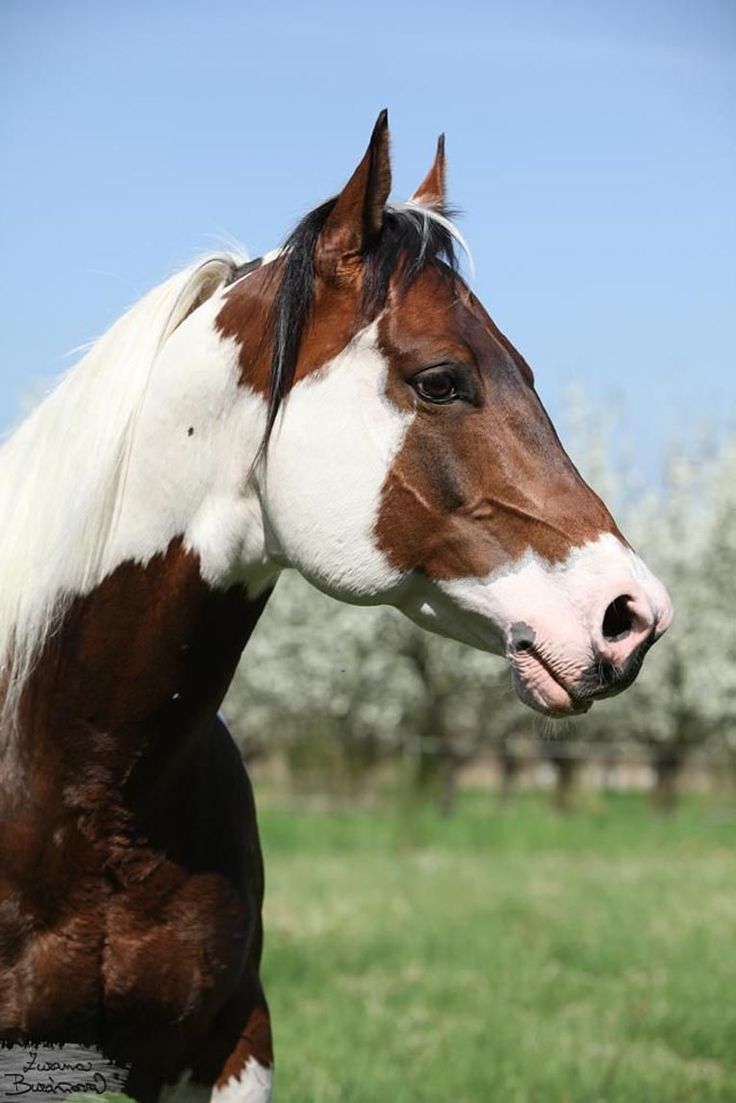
260;320;414;603
0;254;254;729
211;1058;273;1103
434;532;671;649
101;291;269;589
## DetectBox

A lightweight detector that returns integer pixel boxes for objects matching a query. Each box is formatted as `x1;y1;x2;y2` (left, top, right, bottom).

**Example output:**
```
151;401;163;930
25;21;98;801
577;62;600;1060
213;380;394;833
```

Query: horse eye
412;369;459;404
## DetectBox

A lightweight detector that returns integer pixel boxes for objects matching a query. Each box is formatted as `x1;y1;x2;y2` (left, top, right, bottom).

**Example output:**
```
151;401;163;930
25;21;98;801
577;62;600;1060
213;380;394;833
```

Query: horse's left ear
409;133;446;211
315;109;392;279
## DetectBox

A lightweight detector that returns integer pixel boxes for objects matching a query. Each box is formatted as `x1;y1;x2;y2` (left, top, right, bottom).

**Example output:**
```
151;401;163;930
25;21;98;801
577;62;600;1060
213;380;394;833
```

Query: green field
258;791;736;1103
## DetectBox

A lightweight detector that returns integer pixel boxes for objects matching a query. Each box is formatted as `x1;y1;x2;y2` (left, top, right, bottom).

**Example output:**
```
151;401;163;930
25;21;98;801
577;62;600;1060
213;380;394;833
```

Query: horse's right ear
409;133;446;211
315;110;392;280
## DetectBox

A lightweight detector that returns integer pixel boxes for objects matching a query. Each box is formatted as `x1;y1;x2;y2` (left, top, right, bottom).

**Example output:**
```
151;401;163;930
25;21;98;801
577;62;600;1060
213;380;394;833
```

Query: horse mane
262;200;471;446
0;253;242;733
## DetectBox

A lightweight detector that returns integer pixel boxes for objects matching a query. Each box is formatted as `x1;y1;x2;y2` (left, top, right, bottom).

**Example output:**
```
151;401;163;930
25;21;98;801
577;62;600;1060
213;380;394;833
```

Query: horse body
0;113;672;1100
1;540;272;1099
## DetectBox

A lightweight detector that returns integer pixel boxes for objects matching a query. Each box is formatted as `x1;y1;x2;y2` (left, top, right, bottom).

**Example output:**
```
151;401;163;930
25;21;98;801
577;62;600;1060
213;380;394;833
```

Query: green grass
258;791;736;1102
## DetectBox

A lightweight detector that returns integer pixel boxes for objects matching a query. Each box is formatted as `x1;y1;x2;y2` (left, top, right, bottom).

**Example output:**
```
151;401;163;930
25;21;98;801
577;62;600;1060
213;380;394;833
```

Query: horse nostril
510;621;536;653
602;595;635;641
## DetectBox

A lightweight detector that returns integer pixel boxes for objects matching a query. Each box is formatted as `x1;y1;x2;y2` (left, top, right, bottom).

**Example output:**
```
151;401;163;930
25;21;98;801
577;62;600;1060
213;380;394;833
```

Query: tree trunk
414;738;440;794
548;752;580;813
439;755;459;817
498;741;522;800
600;747;621;793
651;746;685;813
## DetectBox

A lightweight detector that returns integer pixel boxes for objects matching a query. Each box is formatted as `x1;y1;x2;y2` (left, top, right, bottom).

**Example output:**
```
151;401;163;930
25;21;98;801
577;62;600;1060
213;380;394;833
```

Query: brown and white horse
0;113;671;1101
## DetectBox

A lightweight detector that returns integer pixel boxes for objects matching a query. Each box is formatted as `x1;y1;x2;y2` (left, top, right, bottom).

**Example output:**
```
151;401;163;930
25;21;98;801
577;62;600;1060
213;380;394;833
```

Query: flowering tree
224;569;528;807
224;574;421;790
567;415;736;808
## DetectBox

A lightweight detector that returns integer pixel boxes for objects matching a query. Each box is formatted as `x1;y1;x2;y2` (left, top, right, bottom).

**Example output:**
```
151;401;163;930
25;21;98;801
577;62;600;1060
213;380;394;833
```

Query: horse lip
508;644;592;717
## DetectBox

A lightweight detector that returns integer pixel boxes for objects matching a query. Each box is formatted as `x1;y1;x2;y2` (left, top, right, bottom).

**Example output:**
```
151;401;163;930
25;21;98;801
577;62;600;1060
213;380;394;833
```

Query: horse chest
0;828;110;1040
0;812;254;1046
100;862;254;1026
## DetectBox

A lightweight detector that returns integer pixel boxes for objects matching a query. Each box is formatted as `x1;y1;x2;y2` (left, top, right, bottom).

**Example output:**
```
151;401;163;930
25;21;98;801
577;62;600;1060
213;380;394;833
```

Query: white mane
0;253;243;731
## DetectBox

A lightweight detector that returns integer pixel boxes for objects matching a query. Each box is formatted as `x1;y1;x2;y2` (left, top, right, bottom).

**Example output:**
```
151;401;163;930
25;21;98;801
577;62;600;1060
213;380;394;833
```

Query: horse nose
597;591;656;671
581;579;673;699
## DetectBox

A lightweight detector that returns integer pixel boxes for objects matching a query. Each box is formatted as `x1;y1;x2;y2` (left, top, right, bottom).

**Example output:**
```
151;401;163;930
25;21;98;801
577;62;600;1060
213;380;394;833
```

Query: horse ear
315;109;392;279
409;133;446;211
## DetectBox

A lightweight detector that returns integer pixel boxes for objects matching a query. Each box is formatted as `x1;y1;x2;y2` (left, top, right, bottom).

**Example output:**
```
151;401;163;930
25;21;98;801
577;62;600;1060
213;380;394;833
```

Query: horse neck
17;538;272;794
12;289;278;789
98;290;271;587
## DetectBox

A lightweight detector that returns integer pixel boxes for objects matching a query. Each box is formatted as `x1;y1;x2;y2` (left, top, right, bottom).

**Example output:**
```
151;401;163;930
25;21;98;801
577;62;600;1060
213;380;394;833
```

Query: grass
72;790;736;1102
257;790;736;1102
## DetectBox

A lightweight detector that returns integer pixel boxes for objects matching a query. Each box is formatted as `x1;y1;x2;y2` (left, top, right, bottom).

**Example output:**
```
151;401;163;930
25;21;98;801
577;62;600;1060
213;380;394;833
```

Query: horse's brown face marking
375;265;622;579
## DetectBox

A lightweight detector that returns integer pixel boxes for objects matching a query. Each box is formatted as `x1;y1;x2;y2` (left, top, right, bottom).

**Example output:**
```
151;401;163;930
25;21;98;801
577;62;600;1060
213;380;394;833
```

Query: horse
0;111;672;1102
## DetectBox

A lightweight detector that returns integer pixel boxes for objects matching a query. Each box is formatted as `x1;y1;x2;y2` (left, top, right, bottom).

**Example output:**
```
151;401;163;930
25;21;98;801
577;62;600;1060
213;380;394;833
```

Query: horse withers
0;113;671;1101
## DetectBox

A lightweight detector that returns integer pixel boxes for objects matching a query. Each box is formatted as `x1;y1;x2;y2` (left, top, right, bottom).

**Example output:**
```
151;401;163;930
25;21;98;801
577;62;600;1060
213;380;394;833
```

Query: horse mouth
509;645;592;718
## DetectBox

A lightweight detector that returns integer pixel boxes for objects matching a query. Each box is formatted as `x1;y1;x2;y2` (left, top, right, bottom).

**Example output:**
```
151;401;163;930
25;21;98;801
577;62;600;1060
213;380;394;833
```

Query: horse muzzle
507;584;673;718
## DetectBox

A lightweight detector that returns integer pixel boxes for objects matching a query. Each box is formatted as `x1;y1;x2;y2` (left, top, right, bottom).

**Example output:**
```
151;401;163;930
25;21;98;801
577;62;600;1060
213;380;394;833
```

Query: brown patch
0;539;272;1096
215;110;393;402
375;267;621;578
215;259;363;397
214;260;278;396
211;1002;274;1087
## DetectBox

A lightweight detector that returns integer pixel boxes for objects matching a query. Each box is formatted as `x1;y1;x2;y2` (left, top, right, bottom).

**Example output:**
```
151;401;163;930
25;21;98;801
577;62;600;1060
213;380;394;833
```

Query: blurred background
2;2;735;1100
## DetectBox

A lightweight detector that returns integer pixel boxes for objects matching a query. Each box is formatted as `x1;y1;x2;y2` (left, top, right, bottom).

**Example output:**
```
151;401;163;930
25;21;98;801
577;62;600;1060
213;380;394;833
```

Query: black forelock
259;200;464;450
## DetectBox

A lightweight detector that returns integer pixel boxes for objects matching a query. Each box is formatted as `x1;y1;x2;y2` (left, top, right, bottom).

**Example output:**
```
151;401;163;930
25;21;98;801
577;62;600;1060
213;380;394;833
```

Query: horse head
218;111;672;717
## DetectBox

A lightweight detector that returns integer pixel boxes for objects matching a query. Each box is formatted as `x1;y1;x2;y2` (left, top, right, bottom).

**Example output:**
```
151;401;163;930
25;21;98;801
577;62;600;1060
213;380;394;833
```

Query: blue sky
1;0;734;473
